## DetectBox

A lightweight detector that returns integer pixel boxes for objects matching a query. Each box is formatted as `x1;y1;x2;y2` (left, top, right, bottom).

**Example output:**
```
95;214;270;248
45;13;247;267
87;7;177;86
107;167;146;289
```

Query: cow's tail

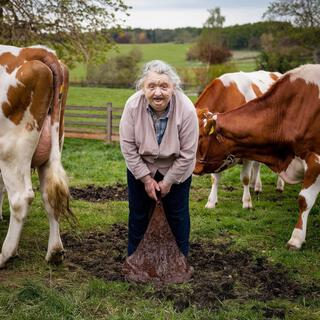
42;58;76;225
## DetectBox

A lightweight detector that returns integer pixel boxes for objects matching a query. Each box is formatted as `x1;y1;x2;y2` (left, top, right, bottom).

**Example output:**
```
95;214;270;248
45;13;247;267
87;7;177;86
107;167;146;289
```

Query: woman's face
143;71;175;113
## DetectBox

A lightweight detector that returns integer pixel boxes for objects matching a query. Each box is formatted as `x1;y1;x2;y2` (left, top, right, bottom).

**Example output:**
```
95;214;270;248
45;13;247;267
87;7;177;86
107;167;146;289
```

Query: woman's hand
158;180;172;198
141;175;160;201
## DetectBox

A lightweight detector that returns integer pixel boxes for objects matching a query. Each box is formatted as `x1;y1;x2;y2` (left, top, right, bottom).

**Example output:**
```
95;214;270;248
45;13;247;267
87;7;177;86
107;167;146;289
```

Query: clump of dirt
62;223;315;312
70;184;127;202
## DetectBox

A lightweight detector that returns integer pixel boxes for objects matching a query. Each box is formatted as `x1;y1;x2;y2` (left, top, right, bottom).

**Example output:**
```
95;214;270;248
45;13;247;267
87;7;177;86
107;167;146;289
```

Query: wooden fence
64;103;123;143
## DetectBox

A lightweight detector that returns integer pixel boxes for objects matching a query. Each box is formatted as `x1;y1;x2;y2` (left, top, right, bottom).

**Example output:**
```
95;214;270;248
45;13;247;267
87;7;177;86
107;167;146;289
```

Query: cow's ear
204;117;216;136
197;108;208;120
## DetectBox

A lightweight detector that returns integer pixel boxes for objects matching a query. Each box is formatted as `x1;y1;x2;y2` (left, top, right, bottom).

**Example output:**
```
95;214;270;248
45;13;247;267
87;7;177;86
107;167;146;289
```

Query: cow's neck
217;99;294;173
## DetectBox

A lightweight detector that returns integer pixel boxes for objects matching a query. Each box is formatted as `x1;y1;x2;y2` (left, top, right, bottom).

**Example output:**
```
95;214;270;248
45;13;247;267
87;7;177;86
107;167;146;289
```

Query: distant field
67;87;134;107
67;86;198;108
69;43;259;83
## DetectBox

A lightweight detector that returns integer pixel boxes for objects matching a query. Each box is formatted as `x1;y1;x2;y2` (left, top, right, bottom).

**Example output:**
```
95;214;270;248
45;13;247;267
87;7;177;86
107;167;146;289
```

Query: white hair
135;60;182;90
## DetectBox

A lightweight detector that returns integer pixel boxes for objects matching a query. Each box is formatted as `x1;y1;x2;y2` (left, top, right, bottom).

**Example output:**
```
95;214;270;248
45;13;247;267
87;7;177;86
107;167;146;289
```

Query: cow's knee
10;190;34;221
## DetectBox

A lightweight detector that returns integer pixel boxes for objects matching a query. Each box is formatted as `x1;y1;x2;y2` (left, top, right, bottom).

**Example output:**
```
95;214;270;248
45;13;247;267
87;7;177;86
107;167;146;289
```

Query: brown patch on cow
295;195;307;230
270;73;280;81
0;52;23;73
2;83;31;125
1;61;53;127
211;175;215;184
303;153;320;189
251;83;263;97
21;61;53;128
196;79;246;113
242;176;250;186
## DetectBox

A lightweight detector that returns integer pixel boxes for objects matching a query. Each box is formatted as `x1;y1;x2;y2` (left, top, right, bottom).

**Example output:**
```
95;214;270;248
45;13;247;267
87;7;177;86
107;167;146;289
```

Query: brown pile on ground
123;201;193;284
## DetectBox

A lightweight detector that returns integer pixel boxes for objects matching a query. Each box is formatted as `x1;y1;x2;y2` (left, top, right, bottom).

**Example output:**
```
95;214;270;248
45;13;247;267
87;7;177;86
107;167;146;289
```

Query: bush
177;63;238;93
186;28;232;65
87;47;143;87
256;32;313;73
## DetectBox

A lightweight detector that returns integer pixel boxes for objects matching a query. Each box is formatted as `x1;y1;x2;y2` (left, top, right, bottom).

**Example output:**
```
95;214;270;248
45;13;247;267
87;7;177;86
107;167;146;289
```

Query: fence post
106;102;112;143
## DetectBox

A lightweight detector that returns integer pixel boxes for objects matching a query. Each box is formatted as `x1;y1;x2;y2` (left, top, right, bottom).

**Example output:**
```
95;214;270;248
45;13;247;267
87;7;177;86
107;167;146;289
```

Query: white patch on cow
279;157;306;184
205;173;220;208
0;66;23;119
241;160;253;209
219;71;278;102
0;45;22;57
289;64;320;97
288;174;320;249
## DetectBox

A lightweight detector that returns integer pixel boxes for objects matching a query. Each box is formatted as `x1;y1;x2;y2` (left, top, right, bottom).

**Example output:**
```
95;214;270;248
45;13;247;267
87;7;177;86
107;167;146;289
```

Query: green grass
69;43;259;82
67;86;134;107
1;139;320;319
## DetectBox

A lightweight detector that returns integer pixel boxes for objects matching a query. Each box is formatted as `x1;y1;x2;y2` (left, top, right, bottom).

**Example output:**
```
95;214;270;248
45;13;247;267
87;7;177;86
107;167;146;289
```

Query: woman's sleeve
119;102;150;180
163;104;199;185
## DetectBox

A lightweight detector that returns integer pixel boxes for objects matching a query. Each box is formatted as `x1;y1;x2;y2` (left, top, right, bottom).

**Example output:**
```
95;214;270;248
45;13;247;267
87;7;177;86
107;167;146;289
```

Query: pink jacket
120;89;198;185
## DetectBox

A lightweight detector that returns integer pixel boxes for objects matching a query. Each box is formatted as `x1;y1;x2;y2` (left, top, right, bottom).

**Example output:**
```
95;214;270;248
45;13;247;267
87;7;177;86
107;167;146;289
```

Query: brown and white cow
195;70;283;209
194;64;320;249
0;44;74;267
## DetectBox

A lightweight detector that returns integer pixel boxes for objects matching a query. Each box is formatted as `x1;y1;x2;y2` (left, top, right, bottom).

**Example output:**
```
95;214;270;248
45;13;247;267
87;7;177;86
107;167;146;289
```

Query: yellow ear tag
208;126;215;135
59;85;64;94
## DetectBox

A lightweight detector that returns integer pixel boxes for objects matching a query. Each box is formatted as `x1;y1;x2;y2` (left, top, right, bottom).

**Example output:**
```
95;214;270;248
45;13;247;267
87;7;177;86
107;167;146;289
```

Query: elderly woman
120;60;198;257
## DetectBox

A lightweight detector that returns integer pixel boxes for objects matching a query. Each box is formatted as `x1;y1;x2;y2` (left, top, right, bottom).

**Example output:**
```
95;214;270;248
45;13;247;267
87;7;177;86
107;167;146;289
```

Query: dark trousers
127;169;191;256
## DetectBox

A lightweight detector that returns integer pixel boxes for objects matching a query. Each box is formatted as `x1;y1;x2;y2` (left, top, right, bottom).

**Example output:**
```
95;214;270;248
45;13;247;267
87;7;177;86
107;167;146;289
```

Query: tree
264;0;320;27
186;7;231;65
263;0;320;63
0;0;130;66
204;7;225;28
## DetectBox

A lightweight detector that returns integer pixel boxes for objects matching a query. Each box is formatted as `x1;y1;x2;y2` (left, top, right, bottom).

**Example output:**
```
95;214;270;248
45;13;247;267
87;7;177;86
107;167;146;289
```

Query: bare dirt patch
62;224;318;313
70;184;128;202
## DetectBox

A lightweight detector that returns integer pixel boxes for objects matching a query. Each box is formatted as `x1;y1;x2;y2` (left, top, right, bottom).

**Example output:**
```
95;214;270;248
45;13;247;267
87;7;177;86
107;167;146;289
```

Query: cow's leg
0;163;34;267
241;160;253;209
37;164;65;264
0;173;6;221
250;161;262;193
276;176;285;192
287;153;320;249
205;173;220;209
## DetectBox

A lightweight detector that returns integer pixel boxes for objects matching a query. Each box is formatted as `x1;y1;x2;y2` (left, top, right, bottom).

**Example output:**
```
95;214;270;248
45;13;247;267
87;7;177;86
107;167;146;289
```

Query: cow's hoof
0;254;6;269
286;243;300;250
205;202;217;209
254;186;262;193
0;253;16;269
243;202;253;209
286;239;304;250
46;249;65;265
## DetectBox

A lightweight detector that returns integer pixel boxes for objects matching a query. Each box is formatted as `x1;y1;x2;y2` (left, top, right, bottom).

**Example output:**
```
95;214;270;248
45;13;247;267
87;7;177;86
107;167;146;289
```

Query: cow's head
194;108;240;175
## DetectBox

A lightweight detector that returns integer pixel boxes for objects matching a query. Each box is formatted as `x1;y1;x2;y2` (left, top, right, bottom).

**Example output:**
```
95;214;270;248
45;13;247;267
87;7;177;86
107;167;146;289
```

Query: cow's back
195;71;281;113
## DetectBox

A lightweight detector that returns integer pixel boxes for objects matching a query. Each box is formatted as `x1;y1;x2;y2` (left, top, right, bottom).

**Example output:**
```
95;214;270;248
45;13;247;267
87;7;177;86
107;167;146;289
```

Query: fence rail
64;103;123;143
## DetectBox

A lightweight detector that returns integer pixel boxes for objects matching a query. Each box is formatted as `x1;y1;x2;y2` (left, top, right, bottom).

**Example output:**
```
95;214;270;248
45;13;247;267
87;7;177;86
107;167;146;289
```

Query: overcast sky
122;0;272;29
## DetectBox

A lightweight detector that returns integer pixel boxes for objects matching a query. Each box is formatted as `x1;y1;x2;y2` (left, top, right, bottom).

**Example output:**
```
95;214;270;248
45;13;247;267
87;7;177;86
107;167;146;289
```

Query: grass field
1;138;320;319
1;45;319;319
69;43;259;83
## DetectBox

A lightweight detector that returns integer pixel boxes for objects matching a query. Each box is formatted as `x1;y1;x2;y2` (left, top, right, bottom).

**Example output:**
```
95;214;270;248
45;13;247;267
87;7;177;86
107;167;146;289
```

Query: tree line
111;21;289;50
